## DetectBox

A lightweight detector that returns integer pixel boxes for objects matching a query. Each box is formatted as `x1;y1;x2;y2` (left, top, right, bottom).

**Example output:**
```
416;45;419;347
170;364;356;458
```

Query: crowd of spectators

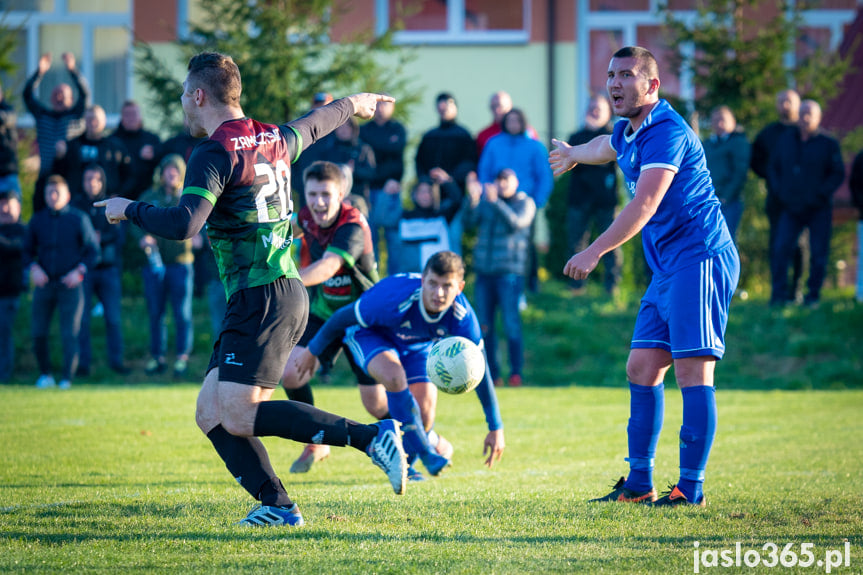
0;55;860;387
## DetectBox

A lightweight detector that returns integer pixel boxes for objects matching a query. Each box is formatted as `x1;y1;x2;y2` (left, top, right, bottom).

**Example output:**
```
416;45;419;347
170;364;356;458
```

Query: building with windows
1;0;858;141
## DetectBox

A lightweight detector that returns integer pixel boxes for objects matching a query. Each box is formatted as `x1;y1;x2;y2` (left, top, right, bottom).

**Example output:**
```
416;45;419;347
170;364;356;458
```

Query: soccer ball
426;336;486;395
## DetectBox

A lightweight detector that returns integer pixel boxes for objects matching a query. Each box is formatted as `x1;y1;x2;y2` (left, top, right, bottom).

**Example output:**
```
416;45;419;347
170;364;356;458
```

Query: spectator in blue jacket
478;108;553;294
767;100;845;307
25;175;100;389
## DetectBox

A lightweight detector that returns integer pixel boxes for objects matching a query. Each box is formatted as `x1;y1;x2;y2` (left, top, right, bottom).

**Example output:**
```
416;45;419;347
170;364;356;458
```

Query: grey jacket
465;191;536;276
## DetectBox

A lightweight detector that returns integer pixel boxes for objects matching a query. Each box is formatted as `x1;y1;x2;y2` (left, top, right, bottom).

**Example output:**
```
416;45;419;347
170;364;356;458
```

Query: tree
658;0;851;295
660;0;849;134
135;0;418;133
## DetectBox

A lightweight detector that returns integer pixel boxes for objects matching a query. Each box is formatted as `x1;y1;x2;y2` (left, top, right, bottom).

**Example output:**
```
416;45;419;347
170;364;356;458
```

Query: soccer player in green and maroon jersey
280;160;382;472
96;52;407;527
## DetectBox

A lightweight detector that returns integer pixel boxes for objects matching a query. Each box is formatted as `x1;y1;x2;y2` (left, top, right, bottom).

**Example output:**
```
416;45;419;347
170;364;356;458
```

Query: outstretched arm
473;352;505;468
549;135;616;176
288;93;396;152
94;194;213;240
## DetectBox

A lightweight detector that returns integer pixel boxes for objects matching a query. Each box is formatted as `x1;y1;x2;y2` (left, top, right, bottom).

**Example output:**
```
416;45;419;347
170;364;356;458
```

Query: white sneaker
58;380;72;390
36;375;56;389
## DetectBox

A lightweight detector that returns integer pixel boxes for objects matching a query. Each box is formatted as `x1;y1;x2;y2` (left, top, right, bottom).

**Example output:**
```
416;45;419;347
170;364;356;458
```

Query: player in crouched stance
550;46;739;506
295;251;506;479
96;52;407;528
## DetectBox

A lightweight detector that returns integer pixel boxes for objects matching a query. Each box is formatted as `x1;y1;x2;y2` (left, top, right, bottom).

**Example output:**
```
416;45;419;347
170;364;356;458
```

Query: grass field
2;282;862;573
1;386;861;573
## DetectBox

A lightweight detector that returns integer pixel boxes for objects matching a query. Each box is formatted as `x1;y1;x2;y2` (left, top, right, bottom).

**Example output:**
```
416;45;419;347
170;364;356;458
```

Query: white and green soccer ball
426;336;486;395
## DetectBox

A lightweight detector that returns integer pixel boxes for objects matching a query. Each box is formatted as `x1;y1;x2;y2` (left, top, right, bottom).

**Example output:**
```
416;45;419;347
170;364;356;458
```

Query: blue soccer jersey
610;99;734;275
306;273;503;431
353;274;482;352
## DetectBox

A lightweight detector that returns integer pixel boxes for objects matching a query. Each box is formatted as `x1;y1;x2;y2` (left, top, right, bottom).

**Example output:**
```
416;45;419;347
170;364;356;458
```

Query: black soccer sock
206;424;271;501
285;382;314;405
257;476;293;508
253;400;376;453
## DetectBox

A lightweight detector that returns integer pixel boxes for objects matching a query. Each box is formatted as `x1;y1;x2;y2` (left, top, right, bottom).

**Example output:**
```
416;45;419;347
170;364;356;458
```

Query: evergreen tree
660;0;848;134
135;0;417;132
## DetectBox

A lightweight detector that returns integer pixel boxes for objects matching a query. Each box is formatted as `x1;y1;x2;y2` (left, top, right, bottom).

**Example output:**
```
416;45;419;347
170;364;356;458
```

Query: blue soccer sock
677;385;717;504
386;388;433;460
623;382;665;494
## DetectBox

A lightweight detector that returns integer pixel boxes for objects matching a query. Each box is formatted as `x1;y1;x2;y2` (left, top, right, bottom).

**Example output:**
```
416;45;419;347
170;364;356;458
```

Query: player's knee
195;403;218;434
220;415;251;437
195;391;219;433
280;371;302;390
626;358;656;386
363;400;389;420
375;372;407;391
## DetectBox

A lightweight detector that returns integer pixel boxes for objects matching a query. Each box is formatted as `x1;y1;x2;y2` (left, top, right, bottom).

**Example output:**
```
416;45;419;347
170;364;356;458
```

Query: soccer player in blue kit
550;46;740;506
295;251;506;477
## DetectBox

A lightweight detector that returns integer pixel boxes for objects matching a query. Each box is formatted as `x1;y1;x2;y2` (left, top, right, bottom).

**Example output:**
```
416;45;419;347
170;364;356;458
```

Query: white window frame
3;0;132;128
375;0;532;45
575;0;855;121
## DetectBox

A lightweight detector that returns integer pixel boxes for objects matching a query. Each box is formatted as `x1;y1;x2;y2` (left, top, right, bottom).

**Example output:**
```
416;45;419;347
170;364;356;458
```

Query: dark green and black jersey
183;118;302;298
297;202;379;320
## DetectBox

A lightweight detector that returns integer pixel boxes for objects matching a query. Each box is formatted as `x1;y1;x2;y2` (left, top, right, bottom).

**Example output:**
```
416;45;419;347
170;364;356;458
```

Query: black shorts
207;276;308;389
298;313;377;386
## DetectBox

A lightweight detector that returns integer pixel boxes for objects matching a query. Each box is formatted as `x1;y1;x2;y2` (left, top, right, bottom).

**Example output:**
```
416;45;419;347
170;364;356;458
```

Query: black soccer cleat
589;476;658;504
647;484;706;507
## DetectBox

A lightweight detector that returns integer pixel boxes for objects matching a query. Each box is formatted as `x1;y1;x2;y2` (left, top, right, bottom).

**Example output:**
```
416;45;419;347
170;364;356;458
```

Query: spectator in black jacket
0;84;20;199
74;164;129;376
850;149;863;304
767;100;845;307
327;118;376;204
23;52;90;212
53;105;133;200
566;95;620;295
360;98;406;273
112;100;161;200
25;175;100;389
415;93;477;254
0;191;26;382
290;92;337;209
751;89;803;302
156;116;201;164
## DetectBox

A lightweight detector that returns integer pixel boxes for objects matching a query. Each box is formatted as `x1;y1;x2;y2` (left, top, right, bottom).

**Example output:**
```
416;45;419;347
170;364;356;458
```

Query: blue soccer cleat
236;503;305;527
420;451;451;477
367;419;408;495
407;465;427;482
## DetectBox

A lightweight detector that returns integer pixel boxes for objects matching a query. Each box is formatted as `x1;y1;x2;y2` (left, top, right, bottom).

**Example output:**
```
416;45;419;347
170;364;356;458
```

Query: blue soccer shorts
631;247;740;359
344;326;432;385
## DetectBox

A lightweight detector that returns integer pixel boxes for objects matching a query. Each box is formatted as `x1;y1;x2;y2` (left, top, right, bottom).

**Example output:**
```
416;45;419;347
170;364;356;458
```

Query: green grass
1;386;861;573
2;281;862;572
